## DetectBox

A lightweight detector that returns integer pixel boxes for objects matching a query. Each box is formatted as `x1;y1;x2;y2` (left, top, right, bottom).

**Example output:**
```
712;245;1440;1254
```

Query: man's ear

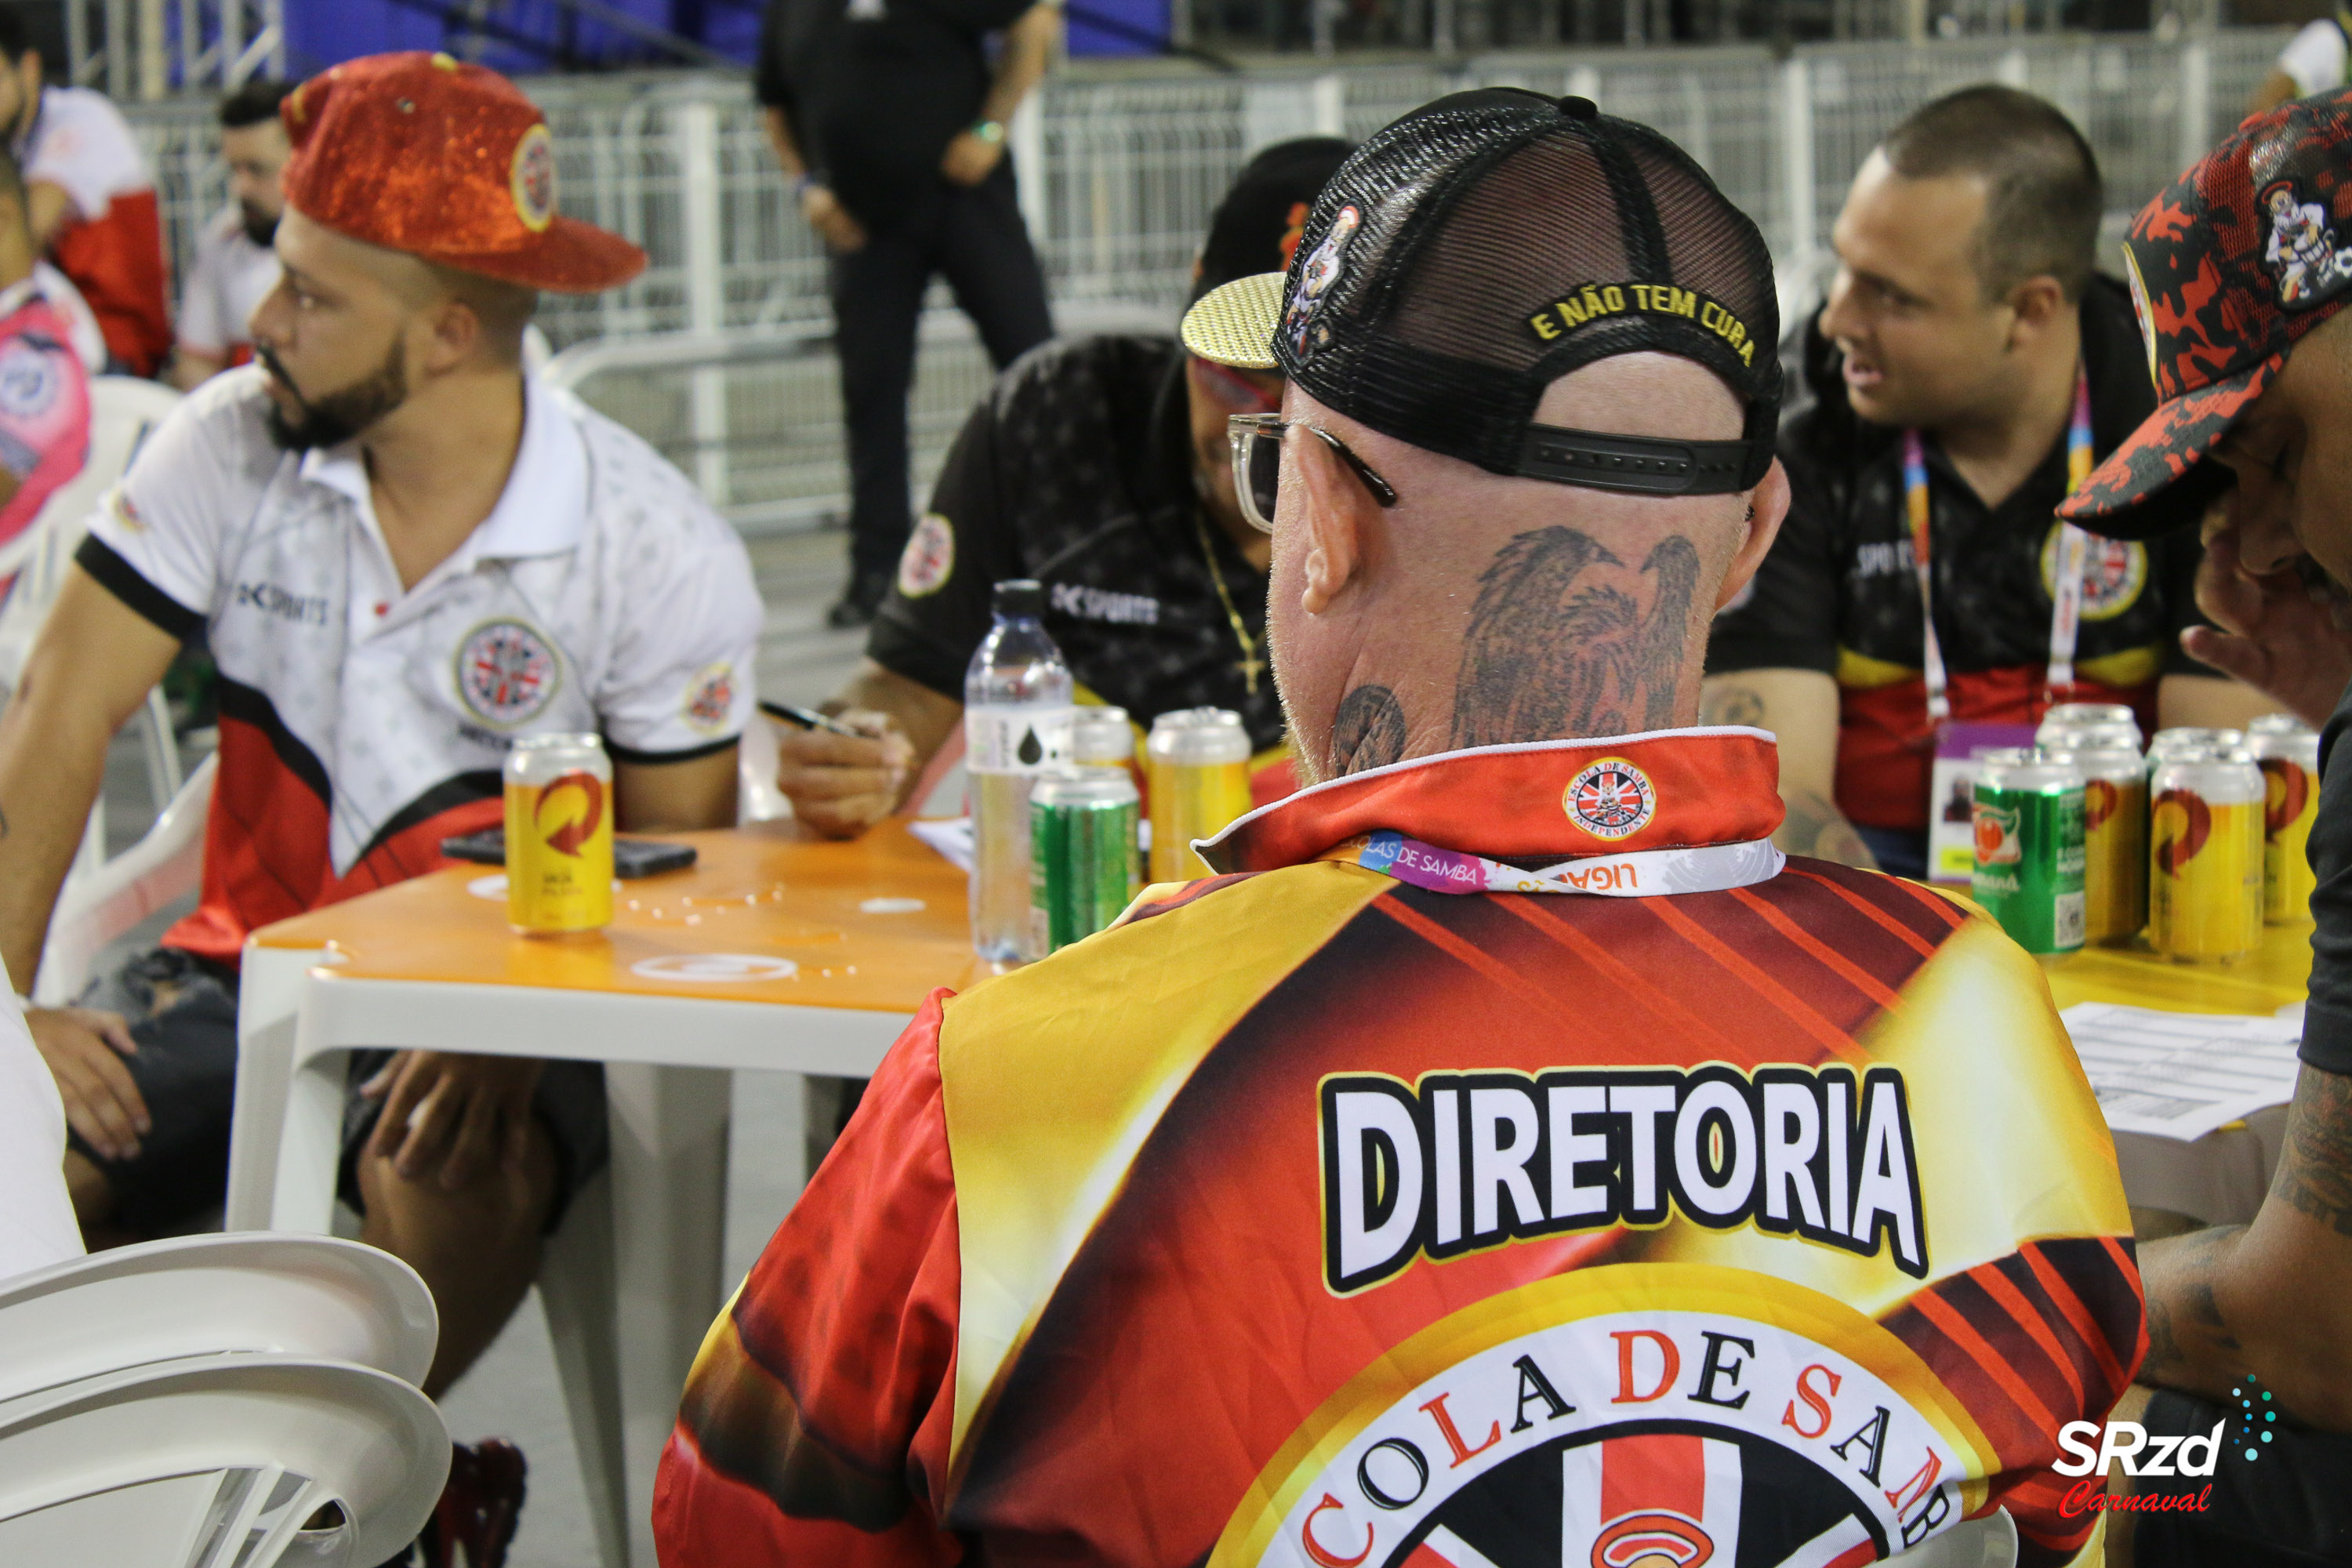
2008;274;2069;340
1715;458;1789;612
424;296;485;375
1293;425;1369;616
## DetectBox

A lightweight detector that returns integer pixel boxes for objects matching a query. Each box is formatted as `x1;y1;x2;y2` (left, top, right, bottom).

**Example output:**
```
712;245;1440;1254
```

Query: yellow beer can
2148;747;2263;963
1145;708;1253;882
2249;714;2321;925
504;733;615;935
2047;742;2146;944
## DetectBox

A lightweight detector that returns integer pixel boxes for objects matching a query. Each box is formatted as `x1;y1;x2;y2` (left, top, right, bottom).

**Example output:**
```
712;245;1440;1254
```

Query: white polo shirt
79;367;763;963
176;205;280;368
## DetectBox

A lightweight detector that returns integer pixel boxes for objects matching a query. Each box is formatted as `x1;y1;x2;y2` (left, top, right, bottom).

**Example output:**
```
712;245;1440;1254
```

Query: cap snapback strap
1516;423;1772;496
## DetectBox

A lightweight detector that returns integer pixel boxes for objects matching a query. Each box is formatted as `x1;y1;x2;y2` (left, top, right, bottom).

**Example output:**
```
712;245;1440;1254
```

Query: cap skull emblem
1284;204;1359;361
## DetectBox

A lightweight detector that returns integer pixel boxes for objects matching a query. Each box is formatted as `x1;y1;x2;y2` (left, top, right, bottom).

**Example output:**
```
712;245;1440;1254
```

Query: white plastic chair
0;1232;436;1405
0;375;188;893
0;1352;448;1567
32;751;212;1006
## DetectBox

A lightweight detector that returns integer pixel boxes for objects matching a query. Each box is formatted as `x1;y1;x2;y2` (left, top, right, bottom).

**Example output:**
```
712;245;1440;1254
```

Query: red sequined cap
281;51;645;294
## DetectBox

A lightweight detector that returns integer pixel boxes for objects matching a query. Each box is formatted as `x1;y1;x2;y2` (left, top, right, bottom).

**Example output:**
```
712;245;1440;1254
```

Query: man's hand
361;1051;546;1192
800;184;867;253
2182;521;2352;729
940;129;1004;187
27;1006;147;1161
775;710;915;839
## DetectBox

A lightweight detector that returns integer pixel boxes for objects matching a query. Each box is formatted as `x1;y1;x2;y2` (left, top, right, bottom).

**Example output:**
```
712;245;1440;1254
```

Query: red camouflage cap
2060;89;2352;539
280;51;645;295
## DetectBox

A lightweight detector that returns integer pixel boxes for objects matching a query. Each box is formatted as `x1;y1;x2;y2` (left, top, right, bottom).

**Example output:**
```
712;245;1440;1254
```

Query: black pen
759;699;871;739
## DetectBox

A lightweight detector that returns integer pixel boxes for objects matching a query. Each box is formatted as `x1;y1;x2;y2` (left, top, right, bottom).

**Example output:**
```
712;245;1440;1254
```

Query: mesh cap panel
1271;89;1780;481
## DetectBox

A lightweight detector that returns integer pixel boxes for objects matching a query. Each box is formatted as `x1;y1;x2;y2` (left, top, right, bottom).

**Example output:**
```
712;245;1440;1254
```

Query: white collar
298;374;590;561
0;275;41;320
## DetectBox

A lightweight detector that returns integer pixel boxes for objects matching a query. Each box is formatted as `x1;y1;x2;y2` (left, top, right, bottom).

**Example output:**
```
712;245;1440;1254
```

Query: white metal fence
119;31;2289;519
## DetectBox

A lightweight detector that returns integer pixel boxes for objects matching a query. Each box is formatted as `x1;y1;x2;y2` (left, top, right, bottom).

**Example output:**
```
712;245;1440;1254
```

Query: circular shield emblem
0;339;59;420
511;123;557;234
456;619;559;726
2041;526;2147;621
683;661;737;734
898;511;955;598
1564;757;1656;840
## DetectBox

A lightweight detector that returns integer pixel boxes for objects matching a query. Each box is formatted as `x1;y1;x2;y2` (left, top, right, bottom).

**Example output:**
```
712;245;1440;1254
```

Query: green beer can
1973;746;2086;959
1030;768;1142;955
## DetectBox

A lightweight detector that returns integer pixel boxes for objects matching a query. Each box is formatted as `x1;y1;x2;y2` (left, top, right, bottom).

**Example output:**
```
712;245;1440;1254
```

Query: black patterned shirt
868;333;1285;752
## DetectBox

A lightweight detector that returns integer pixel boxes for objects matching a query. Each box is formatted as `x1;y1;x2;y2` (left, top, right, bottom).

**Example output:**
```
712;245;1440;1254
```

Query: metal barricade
541;300;1174;532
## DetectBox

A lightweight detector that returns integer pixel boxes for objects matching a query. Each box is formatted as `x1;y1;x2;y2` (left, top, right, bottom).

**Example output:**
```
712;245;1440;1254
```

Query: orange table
221;819;985;1568
2044;922;2312;1229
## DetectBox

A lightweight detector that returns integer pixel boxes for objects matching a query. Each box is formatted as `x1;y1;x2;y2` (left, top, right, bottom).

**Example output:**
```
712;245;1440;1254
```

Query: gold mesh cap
1181;272;1285;370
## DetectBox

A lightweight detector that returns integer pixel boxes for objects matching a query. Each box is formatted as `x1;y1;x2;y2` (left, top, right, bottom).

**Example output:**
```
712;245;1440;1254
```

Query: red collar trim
1198;729;1784;873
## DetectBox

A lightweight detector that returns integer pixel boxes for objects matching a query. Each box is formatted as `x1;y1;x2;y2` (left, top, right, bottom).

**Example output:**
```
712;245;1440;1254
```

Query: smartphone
439;828;697;879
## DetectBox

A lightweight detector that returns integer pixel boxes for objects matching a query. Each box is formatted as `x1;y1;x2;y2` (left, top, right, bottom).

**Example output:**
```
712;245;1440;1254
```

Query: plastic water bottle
965;580;1073;961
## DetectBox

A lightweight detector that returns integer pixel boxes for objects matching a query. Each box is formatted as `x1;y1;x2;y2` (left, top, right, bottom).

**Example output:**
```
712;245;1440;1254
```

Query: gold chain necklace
1191;504;1265;696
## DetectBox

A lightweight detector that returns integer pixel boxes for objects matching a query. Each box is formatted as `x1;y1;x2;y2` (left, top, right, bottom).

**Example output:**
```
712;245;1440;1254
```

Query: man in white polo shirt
171;78;293;389
0;52;760;1562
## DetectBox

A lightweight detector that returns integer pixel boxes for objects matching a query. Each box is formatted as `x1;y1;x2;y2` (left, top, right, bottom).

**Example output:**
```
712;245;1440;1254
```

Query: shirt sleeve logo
1565;757;1657;840
898;511;955;598
683;660;738;735
456;619;560;727
2039;525;2146;620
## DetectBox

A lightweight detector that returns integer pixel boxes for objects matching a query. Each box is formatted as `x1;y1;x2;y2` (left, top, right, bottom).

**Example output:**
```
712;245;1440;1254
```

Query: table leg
606;1062;730;1568
224;946;321;1231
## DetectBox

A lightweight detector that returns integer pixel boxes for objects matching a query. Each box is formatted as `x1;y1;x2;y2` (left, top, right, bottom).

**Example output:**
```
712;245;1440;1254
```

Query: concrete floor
91;521;877;1567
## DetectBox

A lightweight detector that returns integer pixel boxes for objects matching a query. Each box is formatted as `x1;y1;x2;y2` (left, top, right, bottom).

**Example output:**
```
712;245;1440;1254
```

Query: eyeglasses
1226;413;1399;533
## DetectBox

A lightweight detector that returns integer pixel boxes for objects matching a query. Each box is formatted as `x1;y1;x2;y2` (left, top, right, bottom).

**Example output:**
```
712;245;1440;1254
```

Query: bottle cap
992;579;1045;619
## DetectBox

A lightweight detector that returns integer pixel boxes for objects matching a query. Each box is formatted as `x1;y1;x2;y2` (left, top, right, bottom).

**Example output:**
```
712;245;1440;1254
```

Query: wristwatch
970;118;1006;145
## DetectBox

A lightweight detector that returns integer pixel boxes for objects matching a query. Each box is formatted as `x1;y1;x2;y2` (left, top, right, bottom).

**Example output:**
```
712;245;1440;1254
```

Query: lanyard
1903;368;2093;724
1318;829;1784;898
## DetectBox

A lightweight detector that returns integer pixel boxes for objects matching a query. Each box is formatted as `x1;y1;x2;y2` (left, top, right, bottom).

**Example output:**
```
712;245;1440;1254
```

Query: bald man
657;93;2140;1568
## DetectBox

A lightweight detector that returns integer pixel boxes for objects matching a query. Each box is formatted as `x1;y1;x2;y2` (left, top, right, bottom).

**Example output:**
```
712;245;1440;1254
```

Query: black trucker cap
1194;136;1354;303
1181;89;1780;495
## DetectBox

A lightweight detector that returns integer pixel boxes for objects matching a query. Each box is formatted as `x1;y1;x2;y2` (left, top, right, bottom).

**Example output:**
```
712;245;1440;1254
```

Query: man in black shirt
757;0;1059;626
2061;91;2352;1566
1705;87;2263;880
777;138;1352;834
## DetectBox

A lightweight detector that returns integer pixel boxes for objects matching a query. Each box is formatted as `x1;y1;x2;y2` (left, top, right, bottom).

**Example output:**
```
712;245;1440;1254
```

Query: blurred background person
2252;0;2352;110
1704;85;2267;879
774;136;1350;838
757;0;1061;628
169;78;292;390
0;142;89;597
0;11;166;376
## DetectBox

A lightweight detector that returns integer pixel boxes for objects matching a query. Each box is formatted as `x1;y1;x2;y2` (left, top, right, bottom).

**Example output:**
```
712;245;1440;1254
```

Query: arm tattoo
2139;1222;2247;1386
2271;1065;2352;1237
1700;683;1766;728
1330;684;1408;775
1450;528;1700;747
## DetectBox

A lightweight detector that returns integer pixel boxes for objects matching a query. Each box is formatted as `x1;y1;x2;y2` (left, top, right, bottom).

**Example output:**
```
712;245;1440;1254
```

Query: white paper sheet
2060;1002;2305;1142
910;816;975;874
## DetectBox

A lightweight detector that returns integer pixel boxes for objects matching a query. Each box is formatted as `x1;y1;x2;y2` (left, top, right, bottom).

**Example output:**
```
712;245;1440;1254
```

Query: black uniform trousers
830;167;1054;587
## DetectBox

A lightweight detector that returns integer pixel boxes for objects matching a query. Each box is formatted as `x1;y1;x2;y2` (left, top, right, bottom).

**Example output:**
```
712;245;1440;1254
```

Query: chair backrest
0;375;183;683
0;1232;436;1405
34;751;214;1006
0;1352;448;1568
